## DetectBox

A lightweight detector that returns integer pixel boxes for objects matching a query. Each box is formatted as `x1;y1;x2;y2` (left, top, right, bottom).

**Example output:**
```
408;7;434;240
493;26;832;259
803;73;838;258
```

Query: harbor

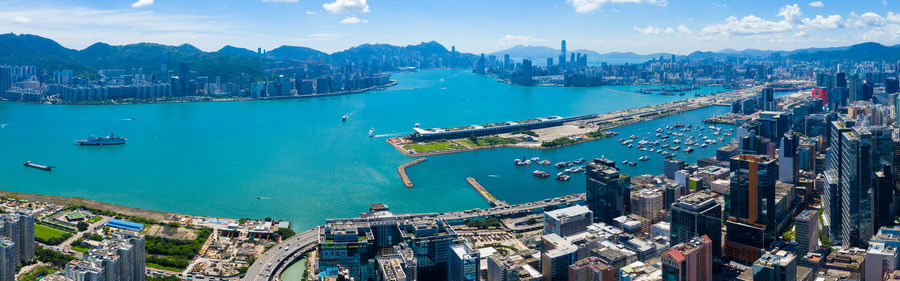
397;158;427;188
389;84;764;157
465;177;507;207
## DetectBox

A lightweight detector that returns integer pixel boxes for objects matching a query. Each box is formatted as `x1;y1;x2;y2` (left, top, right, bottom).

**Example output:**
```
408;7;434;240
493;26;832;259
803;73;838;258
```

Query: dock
465;177;508;207
398;158;427;188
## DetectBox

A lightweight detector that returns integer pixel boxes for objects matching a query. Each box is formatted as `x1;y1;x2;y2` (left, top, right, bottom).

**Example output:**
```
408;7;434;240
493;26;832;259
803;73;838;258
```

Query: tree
277;228;296;239
527;218;538;225
76;221;88;231
468;134;478;145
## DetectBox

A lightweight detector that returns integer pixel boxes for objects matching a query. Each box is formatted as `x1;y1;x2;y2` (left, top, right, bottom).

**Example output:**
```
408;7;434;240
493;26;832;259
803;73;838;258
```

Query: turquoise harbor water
0;69;733;230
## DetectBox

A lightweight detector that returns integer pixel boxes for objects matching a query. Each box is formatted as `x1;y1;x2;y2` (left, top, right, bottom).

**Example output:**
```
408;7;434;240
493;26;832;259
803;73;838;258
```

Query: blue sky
0;0;898;54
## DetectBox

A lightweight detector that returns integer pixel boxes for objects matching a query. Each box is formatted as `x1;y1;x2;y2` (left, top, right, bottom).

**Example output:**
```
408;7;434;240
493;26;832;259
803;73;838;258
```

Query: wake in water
372;132;406;138
487;174;501;178
256;196;271;200
0;124;7;128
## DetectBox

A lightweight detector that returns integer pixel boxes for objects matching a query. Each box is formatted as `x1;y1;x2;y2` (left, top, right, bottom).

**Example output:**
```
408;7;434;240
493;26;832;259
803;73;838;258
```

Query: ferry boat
533;170;550;178
77;133;127;146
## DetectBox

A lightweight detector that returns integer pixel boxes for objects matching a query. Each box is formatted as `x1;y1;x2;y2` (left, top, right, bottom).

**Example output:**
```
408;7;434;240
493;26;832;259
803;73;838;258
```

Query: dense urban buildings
585;159;631;224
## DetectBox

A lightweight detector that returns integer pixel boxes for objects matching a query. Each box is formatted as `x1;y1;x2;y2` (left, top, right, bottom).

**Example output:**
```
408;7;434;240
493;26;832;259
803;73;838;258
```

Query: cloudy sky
0;0;898;54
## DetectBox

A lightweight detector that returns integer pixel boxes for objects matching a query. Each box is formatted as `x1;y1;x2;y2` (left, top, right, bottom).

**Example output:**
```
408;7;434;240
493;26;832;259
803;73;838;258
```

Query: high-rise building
664;159;686;179
631;188;664;223
449;243;479;281
794;210;818;258
0;212;34;264
725;155;778;263
568;257;615;281
560;40;567;68
865;242;898;281
661;235;712;281
669;191;722;257
318;216;458;281
752;250;796;281
778;134;798;183
486;254;518;281
64;229;145;281
541;234;579;281
0;66;11;94
586;158;631;224
543;205;593;238
760;87;776;111
0;238;15;281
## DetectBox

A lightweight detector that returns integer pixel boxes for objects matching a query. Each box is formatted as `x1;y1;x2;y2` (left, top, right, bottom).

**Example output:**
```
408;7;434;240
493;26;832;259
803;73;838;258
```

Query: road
243;227;319;281
241;193;585;281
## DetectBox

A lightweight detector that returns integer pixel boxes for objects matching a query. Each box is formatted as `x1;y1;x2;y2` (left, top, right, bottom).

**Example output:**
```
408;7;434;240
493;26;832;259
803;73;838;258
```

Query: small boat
523;160;532;165
573;158;586;164
533;170;550;178
556;173;571;181
555;162;567;168
622;160;628;164
538;160;551;165
700;144;707;148
627;162;637;166
342;115;349;121
639;156;649;161
24;160;53;171
530;157;541;162
683;147;694;153
368;128;375;137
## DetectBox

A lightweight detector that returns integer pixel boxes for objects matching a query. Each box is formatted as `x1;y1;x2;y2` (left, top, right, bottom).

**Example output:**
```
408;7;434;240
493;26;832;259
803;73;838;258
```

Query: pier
398;158;427;188
465;177;508;207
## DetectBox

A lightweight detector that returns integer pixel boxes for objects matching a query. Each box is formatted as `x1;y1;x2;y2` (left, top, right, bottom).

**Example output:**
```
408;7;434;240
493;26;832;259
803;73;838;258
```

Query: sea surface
0;69;739;230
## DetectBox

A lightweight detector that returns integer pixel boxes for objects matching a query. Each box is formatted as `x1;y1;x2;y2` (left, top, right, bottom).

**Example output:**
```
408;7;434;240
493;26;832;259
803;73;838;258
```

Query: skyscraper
794;210;818;258
778;134;798;184
560;40;567;68
586;158;631;224
669;191;722;256
839;125;892;247
661;235;712;281
0;212;34;264
752;250;796;281
0;239;15;281
543;205;593;238
541;234;579;281
760;87;776;111
449;243;480;281
64;229;145;281
725;155;778;263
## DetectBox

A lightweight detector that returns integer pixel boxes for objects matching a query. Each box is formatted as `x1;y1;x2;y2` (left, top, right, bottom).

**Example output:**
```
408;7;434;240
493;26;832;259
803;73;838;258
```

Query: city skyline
0;0;898;55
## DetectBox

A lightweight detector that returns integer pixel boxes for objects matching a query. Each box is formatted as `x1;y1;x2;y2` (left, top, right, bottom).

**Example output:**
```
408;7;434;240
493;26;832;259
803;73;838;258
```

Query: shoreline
0;189;173;221
0;81;398;106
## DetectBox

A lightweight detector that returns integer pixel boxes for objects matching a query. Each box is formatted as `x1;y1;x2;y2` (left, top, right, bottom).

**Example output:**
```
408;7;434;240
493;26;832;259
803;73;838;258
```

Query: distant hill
789;42;900;61
217;45;257;56
0;34;476;80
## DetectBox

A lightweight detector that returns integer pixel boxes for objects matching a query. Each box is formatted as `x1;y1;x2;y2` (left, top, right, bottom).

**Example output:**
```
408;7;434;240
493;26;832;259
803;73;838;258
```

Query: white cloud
701;15;792;35
853;12;886;27
323;0;369;14
131;0;153;8
566;0;667;14
306;10;320;15
497;34;547;48
777;4;802;24
808;1;824;7
633;26;662;35
339;16;367;24
712;2;727;8
677;25;692;34
888;12;900;22
11;16;33;24
800;14;844;30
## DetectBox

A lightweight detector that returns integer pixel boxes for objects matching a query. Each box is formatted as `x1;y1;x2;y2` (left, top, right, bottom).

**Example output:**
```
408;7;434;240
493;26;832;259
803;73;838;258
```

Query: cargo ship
77;133;127;146
24;161;53;171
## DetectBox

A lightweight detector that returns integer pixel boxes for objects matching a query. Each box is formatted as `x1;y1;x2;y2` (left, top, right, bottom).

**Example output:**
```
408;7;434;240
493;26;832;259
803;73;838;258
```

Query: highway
243;227;319;281
241;193;585;281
